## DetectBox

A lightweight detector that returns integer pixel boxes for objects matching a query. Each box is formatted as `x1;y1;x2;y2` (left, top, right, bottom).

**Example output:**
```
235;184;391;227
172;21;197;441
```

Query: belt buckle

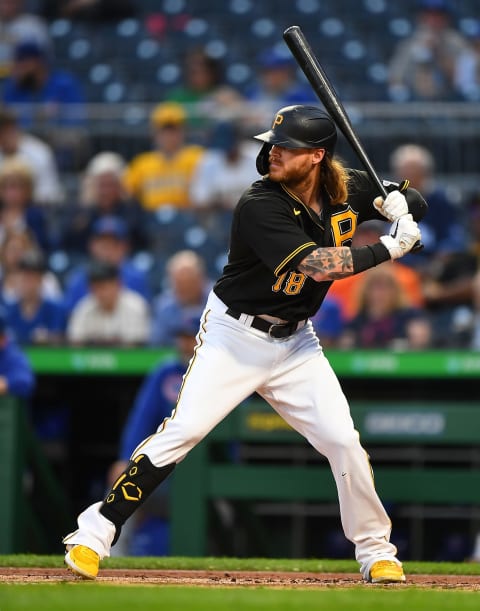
268;322;288;339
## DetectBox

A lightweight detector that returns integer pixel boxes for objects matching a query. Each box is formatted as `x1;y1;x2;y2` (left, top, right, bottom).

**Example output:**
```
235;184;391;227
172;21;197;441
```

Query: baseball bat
283;25;423;251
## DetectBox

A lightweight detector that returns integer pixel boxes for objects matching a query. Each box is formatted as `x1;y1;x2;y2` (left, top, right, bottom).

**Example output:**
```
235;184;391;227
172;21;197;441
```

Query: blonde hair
80;151;127;206
166;250;206;277
357;266;408;313
390;144;434;175
0;227;38;269
0;158;35;195
321;155;349;205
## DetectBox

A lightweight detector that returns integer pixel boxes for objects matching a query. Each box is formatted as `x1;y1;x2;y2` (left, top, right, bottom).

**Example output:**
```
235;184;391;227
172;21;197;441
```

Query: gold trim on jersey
130;310;209;459
172;310;209;416
280;183;324;229
274;242;317;277
280;183;304;206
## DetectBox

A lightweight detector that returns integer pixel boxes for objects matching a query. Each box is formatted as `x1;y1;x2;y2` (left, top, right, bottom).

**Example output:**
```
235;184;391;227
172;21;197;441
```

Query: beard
268;161;312;186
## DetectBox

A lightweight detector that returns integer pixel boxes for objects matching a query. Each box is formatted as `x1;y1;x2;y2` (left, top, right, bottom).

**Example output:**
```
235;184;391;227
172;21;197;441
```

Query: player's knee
323;429;360;453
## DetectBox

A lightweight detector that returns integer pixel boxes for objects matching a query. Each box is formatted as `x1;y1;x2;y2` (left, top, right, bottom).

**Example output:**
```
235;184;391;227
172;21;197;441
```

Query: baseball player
64;105;426;583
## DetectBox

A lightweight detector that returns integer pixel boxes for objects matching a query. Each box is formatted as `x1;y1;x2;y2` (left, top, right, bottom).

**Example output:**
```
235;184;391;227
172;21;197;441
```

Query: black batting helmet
255;105;337;151
254;105;337;175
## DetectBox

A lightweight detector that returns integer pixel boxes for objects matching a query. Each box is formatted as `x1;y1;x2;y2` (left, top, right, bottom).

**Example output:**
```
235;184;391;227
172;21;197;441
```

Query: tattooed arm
298;243;391;282
298;247;353;282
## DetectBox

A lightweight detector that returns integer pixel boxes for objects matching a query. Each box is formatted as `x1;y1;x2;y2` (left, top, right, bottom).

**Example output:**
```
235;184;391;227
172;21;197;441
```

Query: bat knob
411;240;424;253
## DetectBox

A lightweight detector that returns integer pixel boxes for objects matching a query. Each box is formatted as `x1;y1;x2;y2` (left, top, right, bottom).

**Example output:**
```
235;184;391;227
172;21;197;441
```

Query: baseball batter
64;105;427;583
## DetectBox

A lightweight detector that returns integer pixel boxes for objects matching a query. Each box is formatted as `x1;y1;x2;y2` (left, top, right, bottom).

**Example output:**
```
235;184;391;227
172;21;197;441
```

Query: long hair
321;154;349;205
357;266;409;315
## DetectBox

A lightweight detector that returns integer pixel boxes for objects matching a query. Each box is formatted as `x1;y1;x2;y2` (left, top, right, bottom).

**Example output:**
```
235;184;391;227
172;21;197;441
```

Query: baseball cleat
368;560;406;583
65;544;99;580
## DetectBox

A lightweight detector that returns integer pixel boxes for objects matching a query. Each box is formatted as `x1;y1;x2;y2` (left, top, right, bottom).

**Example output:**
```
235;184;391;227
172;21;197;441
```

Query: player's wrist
351;243;390;273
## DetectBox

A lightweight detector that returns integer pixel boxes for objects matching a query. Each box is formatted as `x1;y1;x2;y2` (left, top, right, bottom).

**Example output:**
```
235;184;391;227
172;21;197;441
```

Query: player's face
268;145;324;184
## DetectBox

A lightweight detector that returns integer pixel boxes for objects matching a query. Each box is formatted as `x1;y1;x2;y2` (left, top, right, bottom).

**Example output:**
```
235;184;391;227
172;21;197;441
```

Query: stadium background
1;0;480;564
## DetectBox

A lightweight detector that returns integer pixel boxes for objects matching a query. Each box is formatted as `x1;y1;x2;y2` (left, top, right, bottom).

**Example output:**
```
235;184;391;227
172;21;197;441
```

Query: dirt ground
1;568;479;589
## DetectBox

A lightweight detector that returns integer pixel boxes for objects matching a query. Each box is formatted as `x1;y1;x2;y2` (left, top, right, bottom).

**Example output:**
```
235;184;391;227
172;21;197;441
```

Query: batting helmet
254;105;337;175
255;105;337;151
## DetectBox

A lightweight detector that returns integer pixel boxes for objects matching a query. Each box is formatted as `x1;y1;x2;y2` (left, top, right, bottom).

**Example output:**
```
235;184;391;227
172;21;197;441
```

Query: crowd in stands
0;0;478;354
387;0;480;102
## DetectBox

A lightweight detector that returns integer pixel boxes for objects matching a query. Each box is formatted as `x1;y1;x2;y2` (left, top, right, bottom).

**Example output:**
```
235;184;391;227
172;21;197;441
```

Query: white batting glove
373;190;409;222
379;214;421;260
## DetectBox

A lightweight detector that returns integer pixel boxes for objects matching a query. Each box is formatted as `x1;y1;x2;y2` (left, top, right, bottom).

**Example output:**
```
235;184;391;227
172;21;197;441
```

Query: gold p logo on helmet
272;113;284;128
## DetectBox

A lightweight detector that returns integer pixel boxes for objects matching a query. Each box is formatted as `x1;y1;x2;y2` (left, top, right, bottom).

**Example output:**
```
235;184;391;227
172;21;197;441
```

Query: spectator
328;221;425;321
4;249;66;345
150;250;210;347
454;21;480;101
0;0;50;78
387;0;469;102
0;228;61;304
244;46;317;126
189;121;259;259
389;143;475;343
61;151;149;256
0;157;52;252
389;144;466;265
190;120;259;211
108;316;200;556
0;303;35;399
338;266;432;350
2;38;89;170
2;40;86;129
431;200;480;348
165;47;245;140
63;215;151;313
0;106;64;206
421;247;478;347
123;102;205;211
66;260;150;346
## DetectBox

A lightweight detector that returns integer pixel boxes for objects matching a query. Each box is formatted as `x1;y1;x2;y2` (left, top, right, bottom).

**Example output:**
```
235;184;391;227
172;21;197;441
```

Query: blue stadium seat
46;1;480;115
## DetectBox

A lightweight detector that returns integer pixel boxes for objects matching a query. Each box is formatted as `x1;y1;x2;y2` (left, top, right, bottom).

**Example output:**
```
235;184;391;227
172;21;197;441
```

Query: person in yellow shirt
123;102;205;210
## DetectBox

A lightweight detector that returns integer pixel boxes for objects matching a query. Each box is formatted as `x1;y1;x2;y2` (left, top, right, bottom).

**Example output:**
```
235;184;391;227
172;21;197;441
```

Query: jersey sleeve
237;196;317;276
348;169;428;223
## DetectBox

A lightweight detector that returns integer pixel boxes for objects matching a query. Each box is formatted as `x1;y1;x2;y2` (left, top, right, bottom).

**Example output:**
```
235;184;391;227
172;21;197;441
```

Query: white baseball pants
65;290;400;579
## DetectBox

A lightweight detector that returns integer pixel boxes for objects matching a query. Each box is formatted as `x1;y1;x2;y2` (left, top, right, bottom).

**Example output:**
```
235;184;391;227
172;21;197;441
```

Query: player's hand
373;190;409;222
379;214;421;260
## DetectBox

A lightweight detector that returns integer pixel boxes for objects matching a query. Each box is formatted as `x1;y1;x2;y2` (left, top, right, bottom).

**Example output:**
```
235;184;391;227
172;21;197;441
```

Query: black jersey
214;169;427;321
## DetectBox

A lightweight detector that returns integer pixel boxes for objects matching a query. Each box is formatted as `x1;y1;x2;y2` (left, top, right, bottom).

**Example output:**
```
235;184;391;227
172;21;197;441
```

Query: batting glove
379;214;422;260
373;190;409;222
